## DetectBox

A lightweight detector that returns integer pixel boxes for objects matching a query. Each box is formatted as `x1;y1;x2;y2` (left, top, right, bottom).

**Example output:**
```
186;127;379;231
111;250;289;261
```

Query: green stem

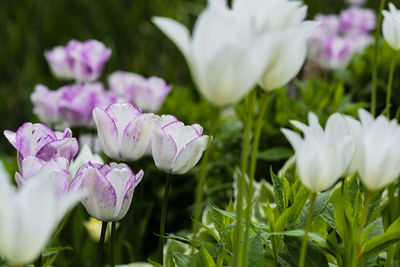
386;52;397;118
298;192;317;267
34;254;42;267
158;173;172;264
371;0;387;117
233;90;255;267
98;221;108;267
242;90;270;266
110;221;116;267
385;243;397;267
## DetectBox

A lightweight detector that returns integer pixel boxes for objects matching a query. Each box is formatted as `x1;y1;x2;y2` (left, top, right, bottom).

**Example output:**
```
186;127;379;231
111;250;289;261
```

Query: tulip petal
173;135;209;174
36;138;78;162
93;107;119;159
151;127;178;173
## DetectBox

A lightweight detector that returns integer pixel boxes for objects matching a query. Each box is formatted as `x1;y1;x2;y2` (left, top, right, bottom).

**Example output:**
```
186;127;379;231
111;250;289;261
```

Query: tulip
15;156;70;194
4;123;79;168
317;36;354;70
70;162;143;221
0;167;81;265
132;76;171;113
282;112;354;192
383;3;400;51
353;109;400;190
58;83;116;126
153;0;282;106
31;84;64;125
339;7;376;36
44;45;74;80
93;103;154;161
108;71;145;102
69;144;104;179
151;115;209;174
79;133;102;154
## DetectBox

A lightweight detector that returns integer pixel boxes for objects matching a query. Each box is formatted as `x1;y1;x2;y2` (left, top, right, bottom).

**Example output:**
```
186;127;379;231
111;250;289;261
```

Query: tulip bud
383;3;400;51
70;162;143;221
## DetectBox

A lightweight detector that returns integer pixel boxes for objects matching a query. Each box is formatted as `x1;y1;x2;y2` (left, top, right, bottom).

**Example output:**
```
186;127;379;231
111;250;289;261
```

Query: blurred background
0;0;392;265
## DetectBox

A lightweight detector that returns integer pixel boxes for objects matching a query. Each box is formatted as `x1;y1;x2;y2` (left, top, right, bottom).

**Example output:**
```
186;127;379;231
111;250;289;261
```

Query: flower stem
386;52;397;118
110;221;116;267
233;90;255;267
191;106;220;260
98;221;108;267
34;254;42;267
158;173;172;264
242;90;269;266
298;192;317;267
371;0;387;117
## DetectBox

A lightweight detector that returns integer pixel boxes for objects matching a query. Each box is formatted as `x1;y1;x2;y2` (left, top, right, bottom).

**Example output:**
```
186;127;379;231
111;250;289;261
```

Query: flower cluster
307;6;376;70
283;109;400;192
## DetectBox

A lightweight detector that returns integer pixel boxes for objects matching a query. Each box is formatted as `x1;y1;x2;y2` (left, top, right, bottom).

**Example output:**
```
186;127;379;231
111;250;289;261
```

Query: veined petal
173;135;209;174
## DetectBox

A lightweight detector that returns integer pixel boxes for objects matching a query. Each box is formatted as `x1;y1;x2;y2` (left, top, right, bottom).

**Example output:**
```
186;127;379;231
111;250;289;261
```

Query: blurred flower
0;167;81;265
153;0;283;106
108;71;172;112
58;83;116;127
70;162;143;221
93;103;154;161
15;156;70;194
4;123;79;169
282;113;354;192
45;40;111;82
44;46;74;80
230;0;317;90
69;144;104;179
31;85;63;125
383;3;400;51
352;109;400;190
79;134;102;154
151;115;209;174
339;7;376;36
84;217;113;242
317;36;353;69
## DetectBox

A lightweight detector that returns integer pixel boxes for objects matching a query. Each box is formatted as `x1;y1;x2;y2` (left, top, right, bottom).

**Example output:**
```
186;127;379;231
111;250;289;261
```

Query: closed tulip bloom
153;0;282;106
152;115;209;174
15;156;70;194
282;113;354;192
0;168;81;265
44;46;74;80
353;109;400;190
4;123;79;168
93;103;154;161
58;83;116;126
31;85;64;125
70;162;143;221
383;3;400;50
108;71;145;102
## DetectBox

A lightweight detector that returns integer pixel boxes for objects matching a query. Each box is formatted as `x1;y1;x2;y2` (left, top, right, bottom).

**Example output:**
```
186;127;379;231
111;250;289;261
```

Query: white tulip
69;144;104;179
152;0;282;106
0;168;81;265
282;113;354;192
383;3;400;50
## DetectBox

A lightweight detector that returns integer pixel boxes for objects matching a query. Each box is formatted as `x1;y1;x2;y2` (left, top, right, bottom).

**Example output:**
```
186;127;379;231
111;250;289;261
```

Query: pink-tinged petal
106;167;133;219
4;130;17;149
36;138;78;163
117;170;144;221
15;123;56;158
191;124;203;136
119;114;153;161
151;127;178;173
159;115;179;128
105;103;142;134
173;135;209;174
20;156;46;178
163;122;199;151
93;108;119;159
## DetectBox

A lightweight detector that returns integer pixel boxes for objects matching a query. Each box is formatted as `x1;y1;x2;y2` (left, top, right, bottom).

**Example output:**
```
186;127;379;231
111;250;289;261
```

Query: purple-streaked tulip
44;46;74;80
15;156;69;194
93;103;154;161
31;84;64;125
317;36;353;70
70;162;143;221
66;40;111;82
69;144;104;179
108;71;144;102
151;115;209;174
4;123;79;168
339;7;376;36
58;83;116;126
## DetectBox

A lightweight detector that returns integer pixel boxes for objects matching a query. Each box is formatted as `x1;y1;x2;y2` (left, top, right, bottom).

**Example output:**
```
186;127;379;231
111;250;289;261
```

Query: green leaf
270;167;284;214
195;244;216;267
258;147;293;161
266;230;329;249
148;259;163;267
42;246;73;257
173;252;191;267
297;190;331;229
248;232;264;267
283;236;329;267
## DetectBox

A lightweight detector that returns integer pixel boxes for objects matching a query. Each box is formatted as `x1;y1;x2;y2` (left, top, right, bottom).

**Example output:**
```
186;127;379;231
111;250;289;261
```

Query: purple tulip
31;84;64;125
58;83;116;126
151;115;209;174
339;7;376;36
70;162;143;221
132;76;172;112
15;156;70;194
317;36;353;70
108;71;144;102
45;40;111;82
4;123;79;168
93;103;155;161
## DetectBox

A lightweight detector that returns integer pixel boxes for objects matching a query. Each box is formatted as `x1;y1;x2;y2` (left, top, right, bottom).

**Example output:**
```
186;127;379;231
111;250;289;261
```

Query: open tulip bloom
282;112;355;193
0;167;81;265
93;103;154;161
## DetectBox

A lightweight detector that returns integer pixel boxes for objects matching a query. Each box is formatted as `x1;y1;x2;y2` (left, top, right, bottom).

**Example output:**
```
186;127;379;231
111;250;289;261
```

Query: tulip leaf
270;167;285;214
258;147;293;161
148;259;163;267
248;232;264;267
296;190;331;229
42;246;73;257
195;244;216;267
283;236;329;267
173;252;191;267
